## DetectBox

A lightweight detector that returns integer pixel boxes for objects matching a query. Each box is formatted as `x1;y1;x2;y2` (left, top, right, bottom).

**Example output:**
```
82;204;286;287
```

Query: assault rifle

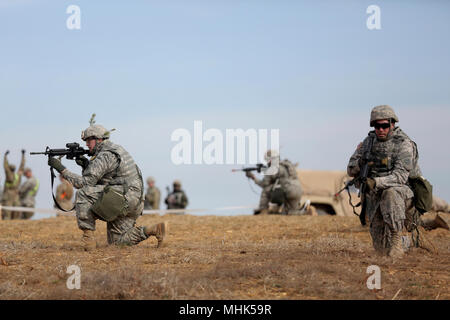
335;133;375;226
231;163;267;173
30;143;89;160
30;143;90;212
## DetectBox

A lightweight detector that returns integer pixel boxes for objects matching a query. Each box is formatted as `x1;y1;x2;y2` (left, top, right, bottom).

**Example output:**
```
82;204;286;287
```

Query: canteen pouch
408;176;433;214
92;185;128;222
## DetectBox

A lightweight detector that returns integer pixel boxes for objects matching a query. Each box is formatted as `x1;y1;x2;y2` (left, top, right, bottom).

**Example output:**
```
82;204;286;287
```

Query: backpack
409;176;433;214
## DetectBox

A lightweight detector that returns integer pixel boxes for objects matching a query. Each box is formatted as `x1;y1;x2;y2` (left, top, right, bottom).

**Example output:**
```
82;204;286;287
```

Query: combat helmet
173;180;182;187
264;149;280;162
370;105;399;127
81;114;115;141
9;164;16;172
147;176;155;184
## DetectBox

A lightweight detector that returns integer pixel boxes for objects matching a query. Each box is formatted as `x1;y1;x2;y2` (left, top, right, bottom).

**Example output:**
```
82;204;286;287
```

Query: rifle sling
50;167;76;212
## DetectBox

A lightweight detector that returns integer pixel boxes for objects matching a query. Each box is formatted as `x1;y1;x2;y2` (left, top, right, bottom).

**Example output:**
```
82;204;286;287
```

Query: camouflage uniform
55;178;74;211
144;177;161;210
19;172;39;219
2;152;25;220
165;182;188;210
63;139;149;246
347;106;421;256
253;158;303;215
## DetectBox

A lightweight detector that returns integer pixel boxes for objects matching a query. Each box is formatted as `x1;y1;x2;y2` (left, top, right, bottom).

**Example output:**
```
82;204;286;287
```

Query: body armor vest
94;140;143;193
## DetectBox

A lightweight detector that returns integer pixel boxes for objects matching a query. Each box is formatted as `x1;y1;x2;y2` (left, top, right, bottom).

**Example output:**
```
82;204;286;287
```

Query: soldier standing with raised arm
2;149;25;220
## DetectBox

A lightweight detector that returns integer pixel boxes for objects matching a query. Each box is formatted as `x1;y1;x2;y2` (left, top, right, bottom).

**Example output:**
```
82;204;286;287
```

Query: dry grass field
0;214;448;300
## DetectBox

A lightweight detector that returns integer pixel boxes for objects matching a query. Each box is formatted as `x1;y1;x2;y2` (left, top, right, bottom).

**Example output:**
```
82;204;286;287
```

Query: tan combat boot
388;232;404;259
423;213;449;231
144;222;167;248
434;214;449;230
415;226;437;253
82;230;97;251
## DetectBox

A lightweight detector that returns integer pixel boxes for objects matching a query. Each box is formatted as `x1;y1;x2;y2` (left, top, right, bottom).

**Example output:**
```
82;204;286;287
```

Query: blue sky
1;1;449;218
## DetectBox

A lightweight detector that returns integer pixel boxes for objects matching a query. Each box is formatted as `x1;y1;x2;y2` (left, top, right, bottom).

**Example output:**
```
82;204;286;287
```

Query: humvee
296;169;359;216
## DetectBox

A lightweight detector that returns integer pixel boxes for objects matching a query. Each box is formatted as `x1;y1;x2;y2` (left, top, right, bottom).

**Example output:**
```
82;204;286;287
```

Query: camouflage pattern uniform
63;139;149;246
144;177;161;210
2;152;25;220
55;178;74;211
252;153;303;215
347;105;421;256
165;181;188;210
18;171;39;219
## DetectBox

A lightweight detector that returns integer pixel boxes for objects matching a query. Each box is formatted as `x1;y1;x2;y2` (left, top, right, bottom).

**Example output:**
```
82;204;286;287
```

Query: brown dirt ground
0;214;448;300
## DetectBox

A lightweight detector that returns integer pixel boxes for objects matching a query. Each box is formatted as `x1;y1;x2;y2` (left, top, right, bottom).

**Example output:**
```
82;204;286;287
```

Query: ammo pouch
92;185;128;222
270;187;285;205
408;176;433;214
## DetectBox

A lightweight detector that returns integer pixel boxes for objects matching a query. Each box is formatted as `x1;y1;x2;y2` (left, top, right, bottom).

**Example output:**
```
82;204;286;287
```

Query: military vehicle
296;169;358;216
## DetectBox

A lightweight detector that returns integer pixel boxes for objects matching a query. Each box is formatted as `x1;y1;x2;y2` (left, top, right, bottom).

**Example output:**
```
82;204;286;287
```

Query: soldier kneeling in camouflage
347;105;432;259
246;150;303;215
47;116;166;251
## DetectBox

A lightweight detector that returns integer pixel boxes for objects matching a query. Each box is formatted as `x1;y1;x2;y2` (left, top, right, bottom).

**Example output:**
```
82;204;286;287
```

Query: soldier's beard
376;129;393;142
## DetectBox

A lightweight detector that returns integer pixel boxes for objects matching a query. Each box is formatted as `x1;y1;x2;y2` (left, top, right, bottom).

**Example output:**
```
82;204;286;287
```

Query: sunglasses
374;123;391;130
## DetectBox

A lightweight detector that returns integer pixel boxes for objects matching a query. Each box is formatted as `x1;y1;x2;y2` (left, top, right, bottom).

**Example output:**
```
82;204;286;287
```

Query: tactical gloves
75;156;89;170
5;150;9;156
21;149;26;155
48;157;66;173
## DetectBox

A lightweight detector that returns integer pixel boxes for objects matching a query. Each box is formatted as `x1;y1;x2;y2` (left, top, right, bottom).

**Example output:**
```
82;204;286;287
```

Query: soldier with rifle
32;114;167;251
346;105;433;259
235;150;303;215
165;180;188;213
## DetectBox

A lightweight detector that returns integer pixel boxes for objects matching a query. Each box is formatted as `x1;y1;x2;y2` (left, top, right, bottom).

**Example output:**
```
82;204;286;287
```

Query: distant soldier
419;196;449;231
18;168;39;219
347;105;431;259
144;176;161;210
2;150;25;220
431;196;450;213
246;150;303;215
165;180;188;211
55;174;74;212
47;115;167;251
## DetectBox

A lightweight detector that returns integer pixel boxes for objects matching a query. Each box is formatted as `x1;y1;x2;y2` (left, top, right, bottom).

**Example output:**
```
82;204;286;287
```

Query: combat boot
144;222;167;248
253;208;269;215
81;230;96;251
414;226;437;253
422;213;449;231
388;231;404;259
434;214;449;230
